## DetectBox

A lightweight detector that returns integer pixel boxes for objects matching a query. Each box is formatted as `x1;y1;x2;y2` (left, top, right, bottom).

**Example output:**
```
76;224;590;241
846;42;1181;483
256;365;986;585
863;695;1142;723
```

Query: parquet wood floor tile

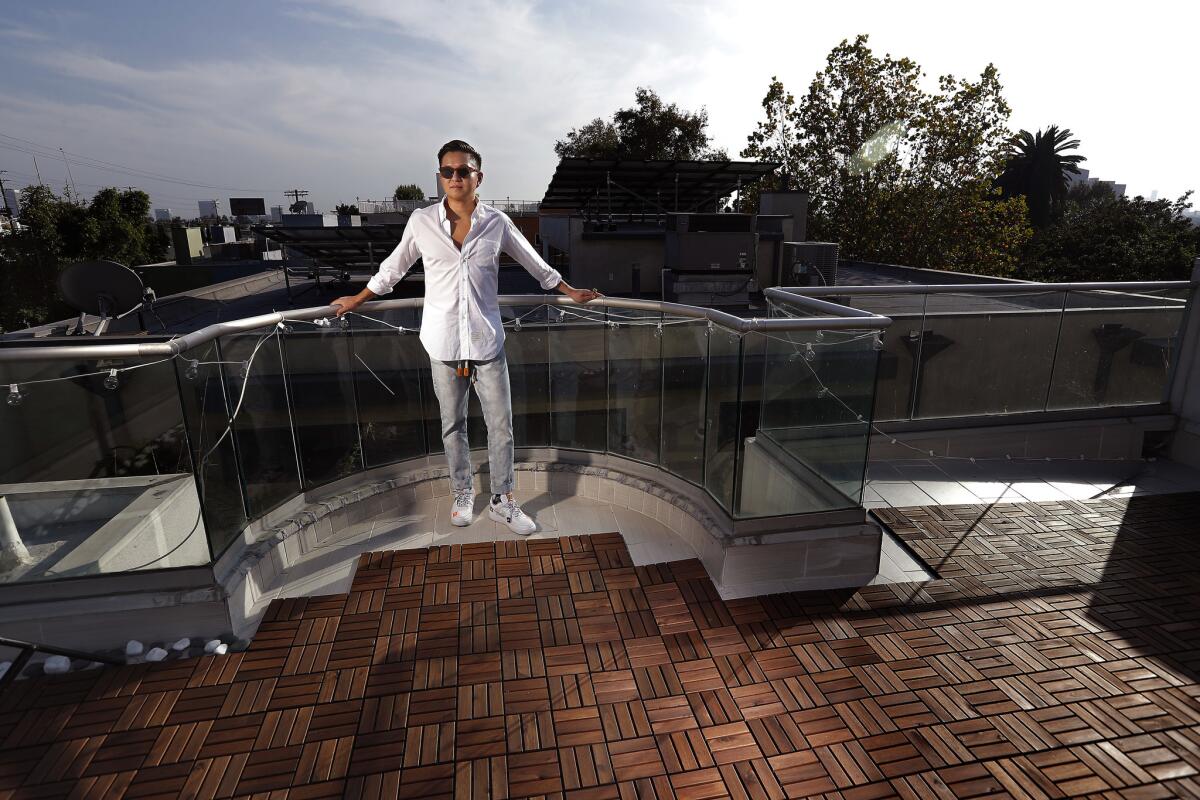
4;495;1200;798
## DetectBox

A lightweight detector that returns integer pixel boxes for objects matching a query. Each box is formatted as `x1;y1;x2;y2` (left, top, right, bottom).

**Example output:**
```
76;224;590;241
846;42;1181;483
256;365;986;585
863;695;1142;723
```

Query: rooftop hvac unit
783;241;838;286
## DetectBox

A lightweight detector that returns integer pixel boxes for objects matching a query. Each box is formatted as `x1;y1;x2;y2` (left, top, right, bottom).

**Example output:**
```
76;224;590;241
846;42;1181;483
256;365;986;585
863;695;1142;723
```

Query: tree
289;200;307;214
997;126;1086;228
334;203;360;215
740;35;1030;276
393;184;426;202
739;77;801;212
1019;192;1197;282
86;188;155;266
555;87;727;161
0;186;168;331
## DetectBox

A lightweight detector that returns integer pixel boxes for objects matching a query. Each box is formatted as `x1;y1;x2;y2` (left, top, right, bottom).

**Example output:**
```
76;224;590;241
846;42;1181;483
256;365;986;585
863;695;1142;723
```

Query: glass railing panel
912;291;1064;419
0;349;210;581
739;328;879;515
704;325;741;512
176;342;248;558
771;292;923;422
505;305;551;448
348;311;430;467
660;319;708;485
281;322;363;489
606;308;662;464
1047;287;1190;409
549;306;606;451
217;331;302;518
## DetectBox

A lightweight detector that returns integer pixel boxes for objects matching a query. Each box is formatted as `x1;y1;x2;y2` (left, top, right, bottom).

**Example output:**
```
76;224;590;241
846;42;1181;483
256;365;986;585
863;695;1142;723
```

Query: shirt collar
438;196;484;225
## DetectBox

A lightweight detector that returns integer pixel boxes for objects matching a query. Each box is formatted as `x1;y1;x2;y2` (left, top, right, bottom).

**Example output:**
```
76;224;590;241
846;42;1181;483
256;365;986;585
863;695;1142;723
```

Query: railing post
907;293;929;420
1041;290;1071;412
0;496;32;573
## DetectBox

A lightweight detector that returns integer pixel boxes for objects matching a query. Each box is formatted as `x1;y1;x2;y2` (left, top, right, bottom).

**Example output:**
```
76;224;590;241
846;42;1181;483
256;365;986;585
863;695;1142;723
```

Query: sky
0;1;1196;216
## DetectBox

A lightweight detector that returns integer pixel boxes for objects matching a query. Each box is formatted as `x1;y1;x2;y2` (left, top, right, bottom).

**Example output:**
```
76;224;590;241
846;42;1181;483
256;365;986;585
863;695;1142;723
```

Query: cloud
0;23;50;42
0;1;1193;208
4;2;722;208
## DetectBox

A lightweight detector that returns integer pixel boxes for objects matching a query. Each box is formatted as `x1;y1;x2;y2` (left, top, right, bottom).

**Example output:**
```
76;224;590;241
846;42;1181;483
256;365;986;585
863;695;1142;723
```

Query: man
332;140;600;535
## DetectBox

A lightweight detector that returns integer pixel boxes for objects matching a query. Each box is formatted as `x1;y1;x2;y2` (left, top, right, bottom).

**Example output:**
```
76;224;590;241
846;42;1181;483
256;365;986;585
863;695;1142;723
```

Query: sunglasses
438;166;480;180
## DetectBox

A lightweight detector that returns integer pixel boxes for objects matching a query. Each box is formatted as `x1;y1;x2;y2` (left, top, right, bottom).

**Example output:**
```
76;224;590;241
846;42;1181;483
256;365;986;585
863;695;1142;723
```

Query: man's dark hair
438;139;482;169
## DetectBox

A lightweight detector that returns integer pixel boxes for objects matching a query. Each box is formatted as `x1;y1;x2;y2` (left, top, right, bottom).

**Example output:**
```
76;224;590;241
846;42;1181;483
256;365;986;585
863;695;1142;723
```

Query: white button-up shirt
366;199;562;362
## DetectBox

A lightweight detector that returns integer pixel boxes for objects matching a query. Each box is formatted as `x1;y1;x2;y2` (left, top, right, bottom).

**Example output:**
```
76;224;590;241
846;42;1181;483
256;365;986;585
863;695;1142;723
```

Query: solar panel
251;222;407;273
539;158;781;215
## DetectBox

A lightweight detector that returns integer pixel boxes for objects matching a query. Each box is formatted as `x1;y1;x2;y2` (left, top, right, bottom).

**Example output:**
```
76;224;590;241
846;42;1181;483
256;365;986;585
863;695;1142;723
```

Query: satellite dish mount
57;261;148;336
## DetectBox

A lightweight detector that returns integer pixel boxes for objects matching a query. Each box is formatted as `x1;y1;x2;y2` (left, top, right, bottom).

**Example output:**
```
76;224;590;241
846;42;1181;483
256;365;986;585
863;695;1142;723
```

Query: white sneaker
489;494;536;535
450;488;474;527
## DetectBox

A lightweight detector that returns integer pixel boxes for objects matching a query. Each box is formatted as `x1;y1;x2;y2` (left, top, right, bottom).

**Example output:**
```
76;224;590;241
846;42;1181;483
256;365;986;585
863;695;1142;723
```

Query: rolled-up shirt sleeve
366;221;421;296
501;214;562;291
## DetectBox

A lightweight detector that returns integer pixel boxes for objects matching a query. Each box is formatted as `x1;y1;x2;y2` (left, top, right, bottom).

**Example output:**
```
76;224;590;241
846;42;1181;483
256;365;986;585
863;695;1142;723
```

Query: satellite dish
58;261;146;336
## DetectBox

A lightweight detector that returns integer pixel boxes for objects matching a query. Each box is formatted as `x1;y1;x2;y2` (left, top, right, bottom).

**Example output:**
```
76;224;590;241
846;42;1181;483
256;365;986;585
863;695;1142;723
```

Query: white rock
212;643;228;656
171;638;191;652
43;655;71;674
204;639;223;654
144;647;168;662
0;661;10;679
125;640;144;657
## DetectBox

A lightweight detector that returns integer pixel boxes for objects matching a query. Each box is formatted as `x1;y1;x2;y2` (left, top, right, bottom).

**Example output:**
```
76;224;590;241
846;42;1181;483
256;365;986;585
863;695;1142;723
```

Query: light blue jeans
429;351;515;495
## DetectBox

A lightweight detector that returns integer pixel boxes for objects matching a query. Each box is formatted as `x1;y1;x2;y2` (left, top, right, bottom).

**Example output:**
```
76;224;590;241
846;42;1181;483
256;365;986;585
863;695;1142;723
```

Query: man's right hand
331;295;363;317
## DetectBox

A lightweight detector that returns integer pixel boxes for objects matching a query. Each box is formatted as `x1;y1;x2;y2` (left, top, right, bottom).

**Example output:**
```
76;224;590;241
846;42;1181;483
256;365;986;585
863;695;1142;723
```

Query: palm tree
997;126;1086;228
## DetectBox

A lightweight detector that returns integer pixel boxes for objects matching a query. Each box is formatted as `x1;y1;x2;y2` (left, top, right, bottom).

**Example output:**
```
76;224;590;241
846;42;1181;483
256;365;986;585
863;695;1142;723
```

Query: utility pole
0;171;13;217
285;188;309;213
31;155;43;186
59;147;77;199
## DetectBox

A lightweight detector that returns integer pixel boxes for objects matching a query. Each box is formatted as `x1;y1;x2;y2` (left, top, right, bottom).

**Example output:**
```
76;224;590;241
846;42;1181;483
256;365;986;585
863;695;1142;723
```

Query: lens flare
849;121;906;175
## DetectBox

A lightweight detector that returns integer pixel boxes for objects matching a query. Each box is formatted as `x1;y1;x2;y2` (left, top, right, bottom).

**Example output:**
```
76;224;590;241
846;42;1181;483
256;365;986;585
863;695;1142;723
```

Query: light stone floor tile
956;481;1027;503
870;481;939;508
918;480;984;506
1048;481;1108;500
1008;481;1074;502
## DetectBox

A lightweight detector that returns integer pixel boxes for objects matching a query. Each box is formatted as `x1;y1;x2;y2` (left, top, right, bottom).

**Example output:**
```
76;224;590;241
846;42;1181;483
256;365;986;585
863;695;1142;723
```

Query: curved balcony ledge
215;452;880;641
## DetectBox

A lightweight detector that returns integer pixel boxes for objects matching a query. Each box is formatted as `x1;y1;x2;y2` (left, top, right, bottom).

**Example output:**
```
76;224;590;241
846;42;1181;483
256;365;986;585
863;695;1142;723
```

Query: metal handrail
0;295;892;363
773;281;1191;296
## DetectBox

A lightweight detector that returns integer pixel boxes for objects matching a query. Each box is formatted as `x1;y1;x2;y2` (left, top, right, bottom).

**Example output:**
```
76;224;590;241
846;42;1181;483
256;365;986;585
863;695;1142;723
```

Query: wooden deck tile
4;503;1200;798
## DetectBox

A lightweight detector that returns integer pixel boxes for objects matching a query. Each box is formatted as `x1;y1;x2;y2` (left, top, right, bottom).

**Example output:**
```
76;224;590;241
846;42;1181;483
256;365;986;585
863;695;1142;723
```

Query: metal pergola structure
251;223;408;274
538;158;781;217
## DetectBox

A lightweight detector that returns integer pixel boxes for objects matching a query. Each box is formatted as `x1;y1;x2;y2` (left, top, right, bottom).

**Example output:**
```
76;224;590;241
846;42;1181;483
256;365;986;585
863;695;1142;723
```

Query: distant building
153;208;173;222
1067;168;1126;198
269;205;284;223
171;227;205;265
198;199;220;218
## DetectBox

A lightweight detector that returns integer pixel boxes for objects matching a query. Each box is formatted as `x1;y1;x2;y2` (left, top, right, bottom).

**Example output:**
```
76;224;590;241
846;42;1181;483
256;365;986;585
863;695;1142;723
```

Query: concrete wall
1169;260;1200;468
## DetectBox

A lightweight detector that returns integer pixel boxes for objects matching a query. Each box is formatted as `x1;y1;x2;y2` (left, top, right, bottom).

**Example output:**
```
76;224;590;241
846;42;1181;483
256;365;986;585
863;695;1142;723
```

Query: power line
0;131;286;193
